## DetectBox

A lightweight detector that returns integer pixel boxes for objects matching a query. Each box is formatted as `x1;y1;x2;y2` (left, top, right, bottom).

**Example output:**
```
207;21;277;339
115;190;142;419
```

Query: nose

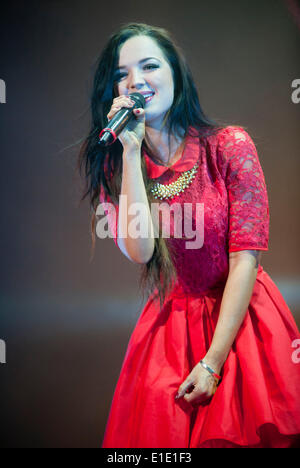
127;69;146;91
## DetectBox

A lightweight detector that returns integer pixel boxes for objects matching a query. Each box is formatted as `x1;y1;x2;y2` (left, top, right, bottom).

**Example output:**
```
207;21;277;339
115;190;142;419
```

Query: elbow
117;238;155;264
133;255;153;265
131;248;154;265
127;238;155;264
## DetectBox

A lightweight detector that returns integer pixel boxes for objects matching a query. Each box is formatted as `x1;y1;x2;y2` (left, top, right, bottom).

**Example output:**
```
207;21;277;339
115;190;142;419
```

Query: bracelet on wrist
199;359;222;381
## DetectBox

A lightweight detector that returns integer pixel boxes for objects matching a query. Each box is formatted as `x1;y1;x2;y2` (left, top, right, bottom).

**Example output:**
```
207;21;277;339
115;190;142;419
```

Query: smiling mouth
145;93;155;103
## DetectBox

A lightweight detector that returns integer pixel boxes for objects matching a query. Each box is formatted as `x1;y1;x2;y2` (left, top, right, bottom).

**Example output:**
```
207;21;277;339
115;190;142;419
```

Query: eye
144;64;159;70
114;63;159;82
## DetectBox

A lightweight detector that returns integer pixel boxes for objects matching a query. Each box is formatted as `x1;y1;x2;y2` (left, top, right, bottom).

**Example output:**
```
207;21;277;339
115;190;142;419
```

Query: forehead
118;35;165;66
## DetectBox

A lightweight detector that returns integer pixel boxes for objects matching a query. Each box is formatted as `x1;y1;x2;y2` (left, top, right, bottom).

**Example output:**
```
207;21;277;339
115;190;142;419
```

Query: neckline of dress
142;126;201;179
150;137;187;168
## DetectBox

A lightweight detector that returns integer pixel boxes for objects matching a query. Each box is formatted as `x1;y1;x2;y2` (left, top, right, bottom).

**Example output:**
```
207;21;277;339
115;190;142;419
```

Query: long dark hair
77;22;228;311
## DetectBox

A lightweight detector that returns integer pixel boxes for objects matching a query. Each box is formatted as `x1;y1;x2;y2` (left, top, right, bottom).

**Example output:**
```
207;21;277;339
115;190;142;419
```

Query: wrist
123;145;142;158
201;353;226;376
199;360;222;381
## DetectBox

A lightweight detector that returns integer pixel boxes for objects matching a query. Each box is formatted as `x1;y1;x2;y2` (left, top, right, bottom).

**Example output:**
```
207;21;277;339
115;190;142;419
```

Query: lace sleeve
217;126;269;253
99;183;119;247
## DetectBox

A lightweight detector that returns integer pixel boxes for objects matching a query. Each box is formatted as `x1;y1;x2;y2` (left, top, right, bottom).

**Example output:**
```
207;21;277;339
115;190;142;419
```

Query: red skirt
101;265;300;448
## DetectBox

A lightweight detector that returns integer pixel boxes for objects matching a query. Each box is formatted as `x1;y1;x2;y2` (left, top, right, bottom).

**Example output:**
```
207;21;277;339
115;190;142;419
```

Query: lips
140;91;155;97
140;91;155;103
145;93;155;103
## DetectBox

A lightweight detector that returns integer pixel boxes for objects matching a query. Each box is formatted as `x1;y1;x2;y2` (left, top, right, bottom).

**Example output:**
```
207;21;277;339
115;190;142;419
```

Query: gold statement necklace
150;161;199;200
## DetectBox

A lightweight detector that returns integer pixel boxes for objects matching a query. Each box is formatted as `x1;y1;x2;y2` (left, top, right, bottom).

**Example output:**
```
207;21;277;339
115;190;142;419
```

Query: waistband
154;264;265;300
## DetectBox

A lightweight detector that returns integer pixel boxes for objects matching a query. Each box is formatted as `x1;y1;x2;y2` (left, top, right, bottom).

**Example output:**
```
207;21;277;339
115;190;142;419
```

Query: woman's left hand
175;363;218;406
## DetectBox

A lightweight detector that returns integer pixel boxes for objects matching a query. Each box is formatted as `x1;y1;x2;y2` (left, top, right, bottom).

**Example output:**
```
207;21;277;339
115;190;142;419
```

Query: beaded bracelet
199;360;222;381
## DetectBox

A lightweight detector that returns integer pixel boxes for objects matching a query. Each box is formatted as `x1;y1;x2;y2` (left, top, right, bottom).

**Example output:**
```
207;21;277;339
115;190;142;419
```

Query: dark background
0;0;299;448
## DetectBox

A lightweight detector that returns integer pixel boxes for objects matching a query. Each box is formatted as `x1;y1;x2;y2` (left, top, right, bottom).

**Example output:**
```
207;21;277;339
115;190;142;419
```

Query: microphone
98;92;146;146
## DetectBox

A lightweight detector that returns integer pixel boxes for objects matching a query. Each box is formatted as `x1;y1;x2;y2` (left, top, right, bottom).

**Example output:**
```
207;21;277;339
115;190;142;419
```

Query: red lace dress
100;126;300;448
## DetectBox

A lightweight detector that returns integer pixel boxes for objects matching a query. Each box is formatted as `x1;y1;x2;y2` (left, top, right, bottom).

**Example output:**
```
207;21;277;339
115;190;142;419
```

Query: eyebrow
115;57;161;72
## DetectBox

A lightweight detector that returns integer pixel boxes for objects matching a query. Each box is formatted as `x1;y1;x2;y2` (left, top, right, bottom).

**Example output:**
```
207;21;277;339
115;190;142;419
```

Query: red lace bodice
99;126;269;295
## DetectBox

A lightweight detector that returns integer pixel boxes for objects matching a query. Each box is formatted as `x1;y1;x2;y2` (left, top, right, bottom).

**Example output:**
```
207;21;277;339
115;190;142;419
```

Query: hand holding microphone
99;92;146;151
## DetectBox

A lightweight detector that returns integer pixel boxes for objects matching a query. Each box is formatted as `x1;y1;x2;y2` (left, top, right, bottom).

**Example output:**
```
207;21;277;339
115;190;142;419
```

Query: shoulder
208;125;260;180
216;125;255;147
203;125;255;154
215;125;258;166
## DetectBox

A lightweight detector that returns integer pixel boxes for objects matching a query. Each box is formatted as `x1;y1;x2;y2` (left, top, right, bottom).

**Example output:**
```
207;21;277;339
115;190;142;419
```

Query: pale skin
107;36;263;406
176;249;262;405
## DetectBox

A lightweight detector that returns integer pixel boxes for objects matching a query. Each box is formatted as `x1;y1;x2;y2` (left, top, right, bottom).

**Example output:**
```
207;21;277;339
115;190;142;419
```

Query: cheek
161;72;174;98
161;79;174;103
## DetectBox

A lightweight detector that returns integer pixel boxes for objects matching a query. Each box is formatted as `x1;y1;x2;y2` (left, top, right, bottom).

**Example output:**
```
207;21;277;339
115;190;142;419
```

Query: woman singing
78;22;300;448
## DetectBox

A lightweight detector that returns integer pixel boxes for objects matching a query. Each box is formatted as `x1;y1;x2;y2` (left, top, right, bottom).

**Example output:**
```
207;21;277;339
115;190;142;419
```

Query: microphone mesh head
128;92;146;108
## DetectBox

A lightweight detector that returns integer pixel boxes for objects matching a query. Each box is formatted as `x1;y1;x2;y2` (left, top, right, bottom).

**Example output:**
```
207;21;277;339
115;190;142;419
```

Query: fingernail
175;393;180;399
135;109;141;114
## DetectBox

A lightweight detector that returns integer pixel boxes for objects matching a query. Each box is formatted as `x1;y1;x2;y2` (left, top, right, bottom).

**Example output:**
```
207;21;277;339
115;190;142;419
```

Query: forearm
204;256;259;373
118;148;155;264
